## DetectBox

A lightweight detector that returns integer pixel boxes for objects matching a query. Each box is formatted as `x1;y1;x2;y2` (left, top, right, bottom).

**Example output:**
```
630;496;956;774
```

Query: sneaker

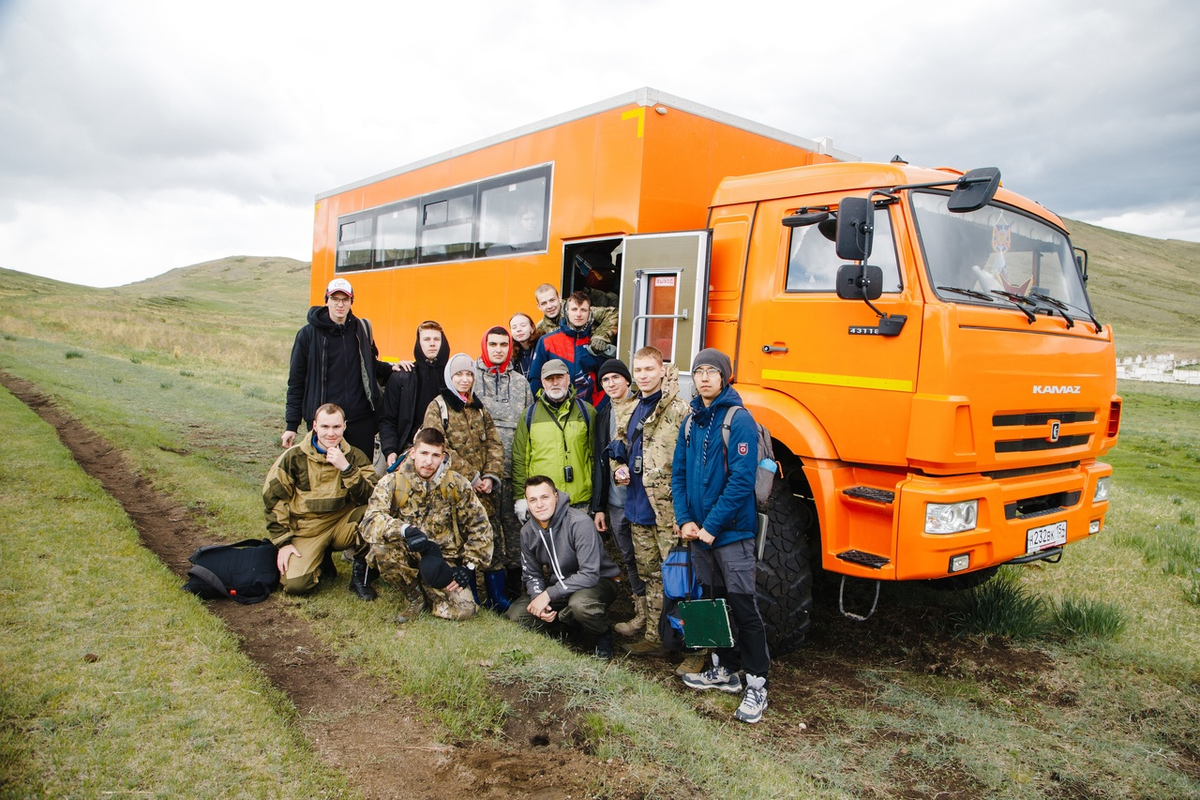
735;675;768;723
681;655;742;694
674;650;710;677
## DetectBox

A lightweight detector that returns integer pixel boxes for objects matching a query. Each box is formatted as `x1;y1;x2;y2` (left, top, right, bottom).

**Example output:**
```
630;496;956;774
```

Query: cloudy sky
2;0;1198;287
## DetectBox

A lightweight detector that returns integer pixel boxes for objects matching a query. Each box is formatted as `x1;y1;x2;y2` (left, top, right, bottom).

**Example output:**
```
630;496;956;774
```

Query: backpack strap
574;397;593;438
434;394;450;429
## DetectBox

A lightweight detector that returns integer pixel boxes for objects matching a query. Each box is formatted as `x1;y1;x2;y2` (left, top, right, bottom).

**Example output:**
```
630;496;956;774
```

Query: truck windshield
911;191;1091;314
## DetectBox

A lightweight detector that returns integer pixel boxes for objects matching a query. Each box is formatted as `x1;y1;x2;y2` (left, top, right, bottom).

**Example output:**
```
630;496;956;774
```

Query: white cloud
1;0;1199;287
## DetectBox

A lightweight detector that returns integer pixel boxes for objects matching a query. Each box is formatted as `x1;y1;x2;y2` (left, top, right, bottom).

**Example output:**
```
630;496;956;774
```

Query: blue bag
659;544;703;651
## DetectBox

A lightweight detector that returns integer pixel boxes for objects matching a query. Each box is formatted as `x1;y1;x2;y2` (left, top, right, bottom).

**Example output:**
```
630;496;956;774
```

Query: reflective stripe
761;368;913;393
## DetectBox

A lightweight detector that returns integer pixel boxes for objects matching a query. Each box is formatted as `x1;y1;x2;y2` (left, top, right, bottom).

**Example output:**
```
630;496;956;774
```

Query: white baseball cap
325;278;354;299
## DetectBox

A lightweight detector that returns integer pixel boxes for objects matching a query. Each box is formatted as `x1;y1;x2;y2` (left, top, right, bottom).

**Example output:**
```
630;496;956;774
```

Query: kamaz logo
1033;385;1081;395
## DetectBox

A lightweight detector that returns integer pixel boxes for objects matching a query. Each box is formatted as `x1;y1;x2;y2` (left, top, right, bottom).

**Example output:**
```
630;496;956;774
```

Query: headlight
925;500;978;534
1093;477;1110;503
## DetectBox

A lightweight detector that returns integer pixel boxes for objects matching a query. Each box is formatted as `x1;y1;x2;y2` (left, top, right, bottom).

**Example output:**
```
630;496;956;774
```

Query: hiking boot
592;630;615;661
394;592;426;624
735;675;768;723
614;595;646;637
431;586;478;621
674;649;710;677
623;637;667;656
348;556;377;601
682;654;742;694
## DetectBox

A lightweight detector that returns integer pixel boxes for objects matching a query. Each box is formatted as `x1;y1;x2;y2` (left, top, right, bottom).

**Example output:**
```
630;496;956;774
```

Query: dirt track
1;371;651;800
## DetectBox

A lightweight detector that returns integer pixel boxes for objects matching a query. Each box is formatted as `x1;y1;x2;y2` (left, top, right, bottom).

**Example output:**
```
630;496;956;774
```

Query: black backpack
183;539;280;604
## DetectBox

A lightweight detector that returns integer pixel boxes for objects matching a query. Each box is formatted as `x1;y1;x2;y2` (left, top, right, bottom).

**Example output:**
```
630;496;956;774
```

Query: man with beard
283;278;395;458
380;320;450;467
360;427;493;623
512;359;596;514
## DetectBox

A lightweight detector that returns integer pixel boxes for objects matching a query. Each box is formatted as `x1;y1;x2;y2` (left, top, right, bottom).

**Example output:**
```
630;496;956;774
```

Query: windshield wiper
938;285;996;303
987;290;1037;324
1030;292;1102;333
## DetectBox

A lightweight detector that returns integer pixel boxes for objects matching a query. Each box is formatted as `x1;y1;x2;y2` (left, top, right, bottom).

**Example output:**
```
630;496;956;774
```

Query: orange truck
312;88;1119;652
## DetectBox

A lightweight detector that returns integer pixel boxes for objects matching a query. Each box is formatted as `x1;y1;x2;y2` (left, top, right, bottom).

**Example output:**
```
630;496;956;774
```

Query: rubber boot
348;555;377;601
483;570;511;613
614;595;647;636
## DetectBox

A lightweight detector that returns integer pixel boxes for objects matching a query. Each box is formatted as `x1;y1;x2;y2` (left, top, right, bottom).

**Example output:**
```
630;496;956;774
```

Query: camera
632;455;643;475
563;464;574;483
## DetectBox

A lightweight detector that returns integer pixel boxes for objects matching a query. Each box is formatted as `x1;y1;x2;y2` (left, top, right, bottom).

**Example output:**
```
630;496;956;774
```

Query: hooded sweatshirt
518;489;620;601
379;325;451;458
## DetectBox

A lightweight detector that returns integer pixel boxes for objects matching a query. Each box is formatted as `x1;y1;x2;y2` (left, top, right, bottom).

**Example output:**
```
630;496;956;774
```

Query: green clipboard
677;598;734;649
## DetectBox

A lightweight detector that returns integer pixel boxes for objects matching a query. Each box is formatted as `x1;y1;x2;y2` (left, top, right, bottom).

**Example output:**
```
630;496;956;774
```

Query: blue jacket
671;385;758;550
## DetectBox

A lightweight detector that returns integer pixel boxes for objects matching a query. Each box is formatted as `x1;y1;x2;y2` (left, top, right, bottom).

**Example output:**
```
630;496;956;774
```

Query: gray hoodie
519;490;619;601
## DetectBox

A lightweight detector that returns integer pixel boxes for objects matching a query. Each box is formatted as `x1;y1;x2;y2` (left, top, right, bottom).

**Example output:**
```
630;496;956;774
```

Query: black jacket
379;326;451;458
285;307;391;432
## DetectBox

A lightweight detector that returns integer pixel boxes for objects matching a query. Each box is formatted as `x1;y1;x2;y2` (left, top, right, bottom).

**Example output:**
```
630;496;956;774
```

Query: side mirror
782;210;830;228
947;167;1001;213
835;197;873;261
1074;246;1089;283
836;263;884;301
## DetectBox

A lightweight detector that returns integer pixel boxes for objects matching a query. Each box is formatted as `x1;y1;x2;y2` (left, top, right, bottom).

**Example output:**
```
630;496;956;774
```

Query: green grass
3;239;1200;797
0;389;345;798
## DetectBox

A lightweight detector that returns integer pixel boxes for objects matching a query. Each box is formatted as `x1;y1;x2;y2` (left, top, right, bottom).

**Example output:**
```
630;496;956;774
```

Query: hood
690;383;744;425
307;305;355;332
438;387;482;412
412;324;451;367
479;326;513;373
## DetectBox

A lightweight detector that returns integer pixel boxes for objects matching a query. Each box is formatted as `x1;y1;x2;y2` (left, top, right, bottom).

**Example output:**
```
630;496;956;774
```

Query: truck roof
316;87;859;201
711;161;1067;230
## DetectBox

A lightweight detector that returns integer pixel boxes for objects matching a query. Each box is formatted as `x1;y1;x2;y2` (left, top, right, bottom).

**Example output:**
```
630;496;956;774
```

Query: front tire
756;479;815;656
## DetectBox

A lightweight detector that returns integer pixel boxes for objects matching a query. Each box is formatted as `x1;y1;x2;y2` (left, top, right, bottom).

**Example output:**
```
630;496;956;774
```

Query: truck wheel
924;565;999;591
756;480;814;656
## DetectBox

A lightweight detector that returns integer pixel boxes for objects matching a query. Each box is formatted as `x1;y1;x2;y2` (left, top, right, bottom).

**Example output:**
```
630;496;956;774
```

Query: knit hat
540;358;570;380
691;348;732;385
596;358;631;386
444;353;476;389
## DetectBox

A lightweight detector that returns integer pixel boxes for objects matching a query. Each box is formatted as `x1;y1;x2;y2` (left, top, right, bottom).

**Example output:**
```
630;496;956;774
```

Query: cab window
786;207;902;293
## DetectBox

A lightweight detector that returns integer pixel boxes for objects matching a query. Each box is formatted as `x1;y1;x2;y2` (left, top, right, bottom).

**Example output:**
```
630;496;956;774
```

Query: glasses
328;296;352;305
693;367;722;378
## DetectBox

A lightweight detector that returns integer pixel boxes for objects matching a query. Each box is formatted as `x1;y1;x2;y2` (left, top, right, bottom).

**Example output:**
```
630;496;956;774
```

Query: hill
1066;219;1200;358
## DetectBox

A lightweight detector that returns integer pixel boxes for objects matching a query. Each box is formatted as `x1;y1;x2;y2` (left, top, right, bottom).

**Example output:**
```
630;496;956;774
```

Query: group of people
266;276;770;723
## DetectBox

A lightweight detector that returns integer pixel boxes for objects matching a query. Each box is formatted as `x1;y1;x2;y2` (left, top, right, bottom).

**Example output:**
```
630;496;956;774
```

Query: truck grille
995;435;1090;454
992;411;1095;427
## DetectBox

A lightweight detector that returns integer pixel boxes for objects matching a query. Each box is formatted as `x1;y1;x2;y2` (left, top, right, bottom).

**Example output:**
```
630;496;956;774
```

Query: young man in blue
671;348;770;724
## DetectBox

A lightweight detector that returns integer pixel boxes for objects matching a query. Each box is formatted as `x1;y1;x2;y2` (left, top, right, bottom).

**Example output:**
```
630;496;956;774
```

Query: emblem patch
737;443;749;456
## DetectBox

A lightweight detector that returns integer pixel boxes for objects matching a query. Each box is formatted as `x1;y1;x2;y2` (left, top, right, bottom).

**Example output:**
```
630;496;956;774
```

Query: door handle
762;344;789;354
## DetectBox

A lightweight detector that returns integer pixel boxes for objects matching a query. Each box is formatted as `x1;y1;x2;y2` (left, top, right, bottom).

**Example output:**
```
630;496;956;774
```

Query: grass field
2;229;1200;798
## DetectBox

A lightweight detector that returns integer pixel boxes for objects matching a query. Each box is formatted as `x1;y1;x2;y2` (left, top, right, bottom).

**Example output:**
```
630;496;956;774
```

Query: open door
617;231;711;385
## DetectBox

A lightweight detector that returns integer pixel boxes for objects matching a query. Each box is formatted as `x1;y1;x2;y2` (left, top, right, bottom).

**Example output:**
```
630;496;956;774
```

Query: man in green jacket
511;359;596;516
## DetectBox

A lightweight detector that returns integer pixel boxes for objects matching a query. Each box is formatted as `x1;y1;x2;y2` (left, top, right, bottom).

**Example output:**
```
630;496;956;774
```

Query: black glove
450;565;474;592
416;543;454;590
404;526;432;555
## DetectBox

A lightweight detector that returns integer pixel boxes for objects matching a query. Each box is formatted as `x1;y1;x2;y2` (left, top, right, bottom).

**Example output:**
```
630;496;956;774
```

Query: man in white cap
283;277;397;458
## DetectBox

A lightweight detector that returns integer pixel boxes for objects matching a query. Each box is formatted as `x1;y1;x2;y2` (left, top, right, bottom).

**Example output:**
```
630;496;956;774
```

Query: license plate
1026;520;1067;553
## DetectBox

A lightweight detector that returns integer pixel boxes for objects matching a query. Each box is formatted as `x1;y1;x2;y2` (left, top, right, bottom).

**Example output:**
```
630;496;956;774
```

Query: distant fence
1116;355;1200;384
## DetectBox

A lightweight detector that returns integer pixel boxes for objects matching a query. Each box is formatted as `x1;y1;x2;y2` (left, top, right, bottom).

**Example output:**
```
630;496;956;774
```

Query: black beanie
596;358;632;385
691;348;732;385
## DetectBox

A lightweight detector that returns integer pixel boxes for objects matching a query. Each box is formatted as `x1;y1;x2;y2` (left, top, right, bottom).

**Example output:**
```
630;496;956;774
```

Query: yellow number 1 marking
621;107;645;138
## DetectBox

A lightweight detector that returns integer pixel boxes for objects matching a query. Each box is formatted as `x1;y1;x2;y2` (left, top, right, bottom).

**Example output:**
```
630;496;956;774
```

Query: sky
1;0;1198;288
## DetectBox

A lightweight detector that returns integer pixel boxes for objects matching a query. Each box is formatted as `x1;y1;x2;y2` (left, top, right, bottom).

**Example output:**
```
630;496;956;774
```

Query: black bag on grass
183;538;279;604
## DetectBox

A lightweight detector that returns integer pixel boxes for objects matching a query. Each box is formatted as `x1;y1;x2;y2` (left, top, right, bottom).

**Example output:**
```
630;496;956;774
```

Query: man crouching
360;427;494;623
264;403;378;598
506;475;620;659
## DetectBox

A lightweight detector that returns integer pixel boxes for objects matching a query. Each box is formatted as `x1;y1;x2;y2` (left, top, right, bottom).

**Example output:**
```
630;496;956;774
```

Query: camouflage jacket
420;390;504;487
262;433;378;546
612;364;688;520
473;358;533;475
359;456;494;569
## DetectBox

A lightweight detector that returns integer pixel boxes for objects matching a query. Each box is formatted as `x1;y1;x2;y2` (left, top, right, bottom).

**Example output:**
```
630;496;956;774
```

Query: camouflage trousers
487;479;523;571
368;540;475;619
630;520;676;645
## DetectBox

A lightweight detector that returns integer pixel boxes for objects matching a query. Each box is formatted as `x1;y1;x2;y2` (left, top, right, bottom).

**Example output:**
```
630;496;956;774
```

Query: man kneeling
360;427;494;622
506;475;620;659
